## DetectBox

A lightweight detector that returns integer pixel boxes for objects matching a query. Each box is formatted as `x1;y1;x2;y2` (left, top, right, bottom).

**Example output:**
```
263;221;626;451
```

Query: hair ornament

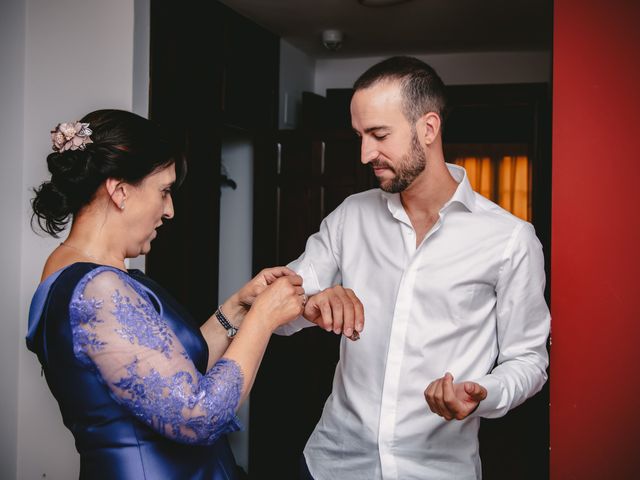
50;122;93;152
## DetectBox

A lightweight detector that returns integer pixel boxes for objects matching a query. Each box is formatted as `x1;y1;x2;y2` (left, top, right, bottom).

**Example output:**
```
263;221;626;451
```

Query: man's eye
374;134;388;140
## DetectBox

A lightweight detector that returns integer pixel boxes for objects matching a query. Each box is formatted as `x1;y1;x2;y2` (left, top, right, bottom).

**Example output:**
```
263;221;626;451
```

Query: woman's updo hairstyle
32;109;185;237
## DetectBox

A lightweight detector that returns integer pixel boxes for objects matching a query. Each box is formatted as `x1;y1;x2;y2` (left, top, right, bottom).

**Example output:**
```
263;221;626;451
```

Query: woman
27;109;305;479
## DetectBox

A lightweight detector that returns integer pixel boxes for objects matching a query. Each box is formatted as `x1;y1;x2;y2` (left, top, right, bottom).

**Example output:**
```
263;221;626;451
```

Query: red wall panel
552;1;640;478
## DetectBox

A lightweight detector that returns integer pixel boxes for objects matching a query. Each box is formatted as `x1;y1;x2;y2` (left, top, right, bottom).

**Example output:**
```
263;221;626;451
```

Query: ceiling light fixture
358;0;413;7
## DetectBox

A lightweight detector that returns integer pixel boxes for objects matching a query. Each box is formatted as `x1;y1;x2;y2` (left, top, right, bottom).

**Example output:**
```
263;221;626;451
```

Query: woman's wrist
220;294;248;326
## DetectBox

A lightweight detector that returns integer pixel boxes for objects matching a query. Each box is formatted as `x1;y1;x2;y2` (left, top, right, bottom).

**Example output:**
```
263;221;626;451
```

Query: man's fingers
341;294;356;337
303;287;364;339
424;380;438;414
442;372;457;405
442;372;461;420
426;375;487;421
464;382;487;402
344;289;365;333
318;300;334;331
328;292;345;334
431;377;450;420
425;374;460;421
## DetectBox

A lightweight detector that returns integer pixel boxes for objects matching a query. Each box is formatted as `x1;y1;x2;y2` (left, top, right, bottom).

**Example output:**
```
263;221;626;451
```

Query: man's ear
416;112;442;146
105;178;127;210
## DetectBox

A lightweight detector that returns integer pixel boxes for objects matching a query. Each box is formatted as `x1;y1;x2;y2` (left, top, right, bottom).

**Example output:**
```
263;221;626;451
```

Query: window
446;144;531;221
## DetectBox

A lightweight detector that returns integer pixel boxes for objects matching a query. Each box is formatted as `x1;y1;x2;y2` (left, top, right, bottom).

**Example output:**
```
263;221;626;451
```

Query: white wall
279;39;315;129
314;51;551;95
12;1;136;478
129;0;151;272
0;0;26;478
218;136;254;473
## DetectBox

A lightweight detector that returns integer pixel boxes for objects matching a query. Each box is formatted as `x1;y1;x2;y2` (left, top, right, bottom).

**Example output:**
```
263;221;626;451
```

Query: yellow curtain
453;157;493;199
452;155;531;221
498;155;531;221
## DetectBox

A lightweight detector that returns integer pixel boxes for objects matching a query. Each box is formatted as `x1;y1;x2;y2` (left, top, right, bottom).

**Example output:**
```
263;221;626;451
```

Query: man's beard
373;130;426;193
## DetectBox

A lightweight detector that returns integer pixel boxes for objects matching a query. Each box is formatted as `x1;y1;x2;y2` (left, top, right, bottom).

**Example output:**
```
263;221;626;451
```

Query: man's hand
424;372;487;421
303;286;364;340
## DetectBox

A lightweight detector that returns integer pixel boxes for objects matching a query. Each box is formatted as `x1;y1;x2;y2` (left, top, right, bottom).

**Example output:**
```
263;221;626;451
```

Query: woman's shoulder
35;262;130;315
42;262;111;289
27;262;108;354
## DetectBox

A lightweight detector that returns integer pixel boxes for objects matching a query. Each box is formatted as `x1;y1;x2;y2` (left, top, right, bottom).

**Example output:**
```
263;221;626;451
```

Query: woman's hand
221;266;298;325
249;275;306;331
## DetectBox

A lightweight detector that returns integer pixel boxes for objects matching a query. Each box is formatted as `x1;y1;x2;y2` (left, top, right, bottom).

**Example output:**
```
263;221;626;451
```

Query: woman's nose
163;196;174;219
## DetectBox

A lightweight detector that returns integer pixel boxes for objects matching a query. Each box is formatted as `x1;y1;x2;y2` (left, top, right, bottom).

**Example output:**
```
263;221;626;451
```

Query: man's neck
400;160;458;246
400;160;458;217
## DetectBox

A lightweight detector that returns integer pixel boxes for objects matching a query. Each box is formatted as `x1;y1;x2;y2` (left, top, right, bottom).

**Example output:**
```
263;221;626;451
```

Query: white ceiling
219;0;553;59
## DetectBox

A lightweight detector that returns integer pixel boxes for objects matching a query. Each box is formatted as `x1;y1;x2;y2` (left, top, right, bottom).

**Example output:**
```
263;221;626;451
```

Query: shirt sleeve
274;203;345;336
472;222;550;418
69;267;243;445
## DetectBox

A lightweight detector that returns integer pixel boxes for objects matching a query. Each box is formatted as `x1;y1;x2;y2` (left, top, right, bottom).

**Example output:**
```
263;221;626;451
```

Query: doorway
249;83;551;479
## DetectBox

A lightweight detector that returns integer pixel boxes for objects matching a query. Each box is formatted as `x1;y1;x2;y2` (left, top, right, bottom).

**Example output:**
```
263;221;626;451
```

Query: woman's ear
105;178;127;210
416;112;442;146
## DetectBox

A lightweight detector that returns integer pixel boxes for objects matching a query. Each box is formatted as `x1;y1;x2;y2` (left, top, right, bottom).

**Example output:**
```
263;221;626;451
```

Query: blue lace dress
27;262;243;479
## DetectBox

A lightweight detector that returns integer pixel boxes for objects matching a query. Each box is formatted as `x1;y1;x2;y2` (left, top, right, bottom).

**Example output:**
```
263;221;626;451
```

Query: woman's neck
63;215;127;270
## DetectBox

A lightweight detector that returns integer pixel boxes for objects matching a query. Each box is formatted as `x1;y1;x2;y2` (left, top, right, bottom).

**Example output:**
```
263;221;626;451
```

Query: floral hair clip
50;122;93;152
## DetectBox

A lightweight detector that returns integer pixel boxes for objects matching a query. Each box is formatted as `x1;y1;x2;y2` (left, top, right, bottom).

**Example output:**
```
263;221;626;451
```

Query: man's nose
360;137;378;165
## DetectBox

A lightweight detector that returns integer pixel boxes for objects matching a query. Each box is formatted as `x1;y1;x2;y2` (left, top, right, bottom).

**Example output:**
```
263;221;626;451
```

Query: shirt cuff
274;316;316;336
274;260;322;336
468;374;506;419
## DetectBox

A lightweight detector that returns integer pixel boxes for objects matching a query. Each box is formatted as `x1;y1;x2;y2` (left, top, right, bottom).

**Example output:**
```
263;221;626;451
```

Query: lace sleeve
69;266;243;445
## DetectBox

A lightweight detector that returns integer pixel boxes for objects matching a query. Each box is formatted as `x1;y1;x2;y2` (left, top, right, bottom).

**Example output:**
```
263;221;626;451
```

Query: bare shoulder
40;246;84;282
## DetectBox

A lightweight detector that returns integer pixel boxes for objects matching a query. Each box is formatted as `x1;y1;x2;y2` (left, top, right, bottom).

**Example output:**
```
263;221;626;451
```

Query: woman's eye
162;189;172;198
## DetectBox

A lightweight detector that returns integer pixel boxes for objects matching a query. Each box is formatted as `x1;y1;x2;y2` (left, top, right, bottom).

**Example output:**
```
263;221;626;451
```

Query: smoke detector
322;29;344;52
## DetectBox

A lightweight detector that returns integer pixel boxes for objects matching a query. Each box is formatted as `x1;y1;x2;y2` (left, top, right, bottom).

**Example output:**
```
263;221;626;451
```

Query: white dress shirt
278;164;550;480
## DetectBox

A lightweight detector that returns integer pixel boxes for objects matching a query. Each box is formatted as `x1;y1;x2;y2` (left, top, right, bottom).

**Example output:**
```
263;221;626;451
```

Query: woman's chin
139;241;153;256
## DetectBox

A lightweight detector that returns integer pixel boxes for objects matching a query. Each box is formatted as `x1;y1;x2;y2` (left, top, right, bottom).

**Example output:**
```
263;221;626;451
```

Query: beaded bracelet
215;306;238;338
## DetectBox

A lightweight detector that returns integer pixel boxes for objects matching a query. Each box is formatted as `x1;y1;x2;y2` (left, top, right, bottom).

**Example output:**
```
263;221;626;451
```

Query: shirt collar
443;163;476;213
381;163;476;221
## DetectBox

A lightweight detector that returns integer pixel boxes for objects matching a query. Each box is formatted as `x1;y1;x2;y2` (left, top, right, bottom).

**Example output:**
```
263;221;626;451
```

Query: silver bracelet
215;306;238;338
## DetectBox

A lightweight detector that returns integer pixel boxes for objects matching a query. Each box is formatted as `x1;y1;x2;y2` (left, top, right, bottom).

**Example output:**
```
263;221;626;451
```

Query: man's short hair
353;56;447;125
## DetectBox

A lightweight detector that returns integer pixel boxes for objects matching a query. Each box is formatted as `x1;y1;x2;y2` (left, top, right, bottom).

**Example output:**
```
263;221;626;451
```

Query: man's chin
379;179;405;194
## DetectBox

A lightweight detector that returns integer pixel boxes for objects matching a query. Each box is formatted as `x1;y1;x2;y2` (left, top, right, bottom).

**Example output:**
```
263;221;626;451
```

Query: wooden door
250;130;374;479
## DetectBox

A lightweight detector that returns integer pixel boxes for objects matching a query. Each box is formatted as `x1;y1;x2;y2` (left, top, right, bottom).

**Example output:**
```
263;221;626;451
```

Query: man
278;56;550;479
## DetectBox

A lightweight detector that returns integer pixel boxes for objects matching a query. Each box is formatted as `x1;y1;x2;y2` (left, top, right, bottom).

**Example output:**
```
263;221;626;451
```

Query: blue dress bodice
27;262;241;480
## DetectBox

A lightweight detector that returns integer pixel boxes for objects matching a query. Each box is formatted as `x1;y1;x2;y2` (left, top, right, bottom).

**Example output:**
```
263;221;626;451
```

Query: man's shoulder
472;193;530;229
336;188;385;211
346;188;383;202
469;193;542;248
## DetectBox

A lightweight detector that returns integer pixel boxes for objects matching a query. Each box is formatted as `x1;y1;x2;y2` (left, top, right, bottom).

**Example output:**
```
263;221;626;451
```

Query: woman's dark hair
31;109;185;237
